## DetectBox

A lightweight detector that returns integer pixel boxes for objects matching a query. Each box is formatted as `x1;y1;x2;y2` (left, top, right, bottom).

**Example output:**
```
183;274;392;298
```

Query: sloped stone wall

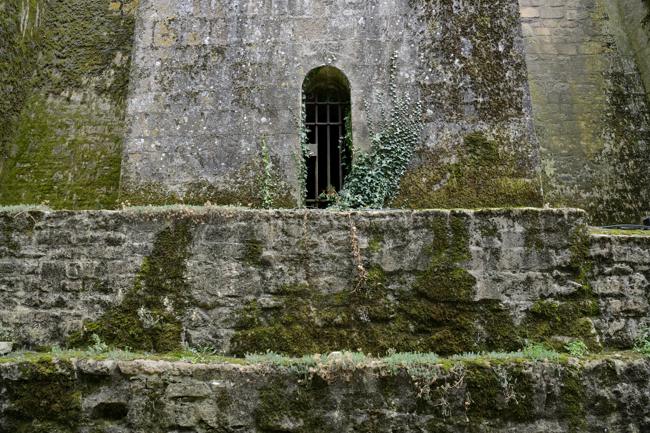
1;356;649;432
0;0;136;209
519;0;650;223
1;207;648;355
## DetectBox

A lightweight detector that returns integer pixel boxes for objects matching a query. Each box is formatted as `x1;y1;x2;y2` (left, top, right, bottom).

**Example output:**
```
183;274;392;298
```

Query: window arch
302;66;352;208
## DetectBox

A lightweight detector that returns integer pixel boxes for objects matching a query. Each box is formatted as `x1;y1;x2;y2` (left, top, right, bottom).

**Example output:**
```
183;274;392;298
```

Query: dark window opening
303;66;352;208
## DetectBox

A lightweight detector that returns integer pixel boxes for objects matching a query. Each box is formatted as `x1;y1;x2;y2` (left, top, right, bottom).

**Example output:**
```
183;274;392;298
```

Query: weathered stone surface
0;342;12;355
590;234;650;347
1;355;649;432
0;206;648;355
121;0;539;202
519;0;650;223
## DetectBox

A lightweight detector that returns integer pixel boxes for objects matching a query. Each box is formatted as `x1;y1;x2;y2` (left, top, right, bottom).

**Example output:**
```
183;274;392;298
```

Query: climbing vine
334;53;423;209
297;95;311;208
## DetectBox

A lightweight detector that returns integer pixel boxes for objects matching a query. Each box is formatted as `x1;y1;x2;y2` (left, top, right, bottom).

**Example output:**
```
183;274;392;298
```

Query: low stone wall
590;234;650;346
1;207;648;355
1;355;649;432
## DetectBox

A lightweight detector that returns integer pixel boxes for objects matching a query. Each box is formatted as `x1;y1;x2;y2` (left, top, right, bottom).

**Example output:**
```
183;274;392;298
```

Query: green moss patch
3;358;81;433
392;133;543;209
68;220;195;352
0;95;123;209
522;226;601;351
231;214;522;357
590;228;650;236
0;0;135;209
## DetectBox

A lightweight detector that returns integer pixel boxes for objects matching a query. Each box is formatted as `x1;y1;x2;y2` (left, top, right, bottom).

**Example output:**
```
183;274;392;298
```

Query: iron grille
304;94;351;207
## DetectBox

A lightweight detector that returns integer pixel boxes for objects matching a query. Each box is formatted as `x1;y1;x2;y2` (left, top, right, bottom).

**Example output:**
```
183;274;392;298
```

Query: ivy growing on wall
298;95;311;208
334;53;424;209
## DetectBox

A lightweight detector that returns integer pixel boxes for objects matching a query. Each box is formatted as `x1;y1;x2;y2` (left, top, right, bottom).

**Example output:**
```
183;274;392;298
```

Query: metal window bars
304;93;351;208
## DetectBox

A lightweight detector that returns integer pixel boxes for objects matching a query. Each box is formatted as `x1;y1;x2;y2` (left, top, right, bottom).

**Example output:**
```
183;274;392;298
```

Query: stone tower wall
121;0;539;204
519;0;650;223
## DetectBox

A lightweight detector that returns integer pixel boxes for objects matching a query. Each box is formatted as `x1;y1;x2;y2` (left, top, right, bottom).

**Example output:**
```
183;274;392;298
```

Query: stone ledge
0;352;648;432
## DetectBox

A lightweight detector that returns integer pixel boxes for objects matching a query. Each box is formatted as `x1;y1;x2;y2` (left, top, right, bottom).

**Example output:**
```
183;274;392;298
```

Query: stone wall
0;0;648;219
1;355;649;432
1;207;648;355
0;0;136;209
612;0;650;102
519;0;650;224
121;0;539;205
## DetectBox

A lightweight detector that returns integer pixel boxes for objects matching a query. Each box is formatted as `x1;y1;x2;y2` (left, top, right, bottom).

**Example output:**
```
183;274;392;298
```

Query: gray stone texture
519;0;650;223
1;356;650;432
122;0;538;200
1;207;648;353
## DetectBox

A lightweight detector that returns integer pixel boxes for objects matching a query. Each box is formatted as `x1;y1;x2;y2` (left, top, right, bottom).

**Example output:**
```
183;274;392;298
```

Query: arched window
303;66;352;208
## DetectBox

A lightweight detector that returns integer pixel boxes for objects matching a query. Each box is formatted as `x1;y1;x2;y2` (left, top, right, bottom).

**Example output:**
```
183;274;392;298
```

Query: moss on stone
391;133;543;209
561;367;587;432
362;265;384;290
520;224;601;351
0;0;135;209
590;228;650;236
243;238;264;266
230;215;523;357
367;224;385;254
0;0;39;168
3;359;81;433
68;220;194;352
0;95;123;209
255;377;325;431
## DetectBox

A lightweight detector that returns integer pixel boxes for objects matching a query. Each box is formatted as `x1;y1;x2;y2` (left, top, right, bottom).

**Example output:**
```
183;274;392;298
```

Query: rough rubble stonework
1;356;650;432
0;207;648;355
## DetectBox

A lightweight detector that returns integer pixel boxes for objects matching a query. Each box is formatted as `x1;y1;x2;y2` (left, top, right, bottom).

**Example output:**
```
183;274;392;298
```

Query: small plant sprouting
521;343;560;361
297;95;311;208
634;328;650;355
259;136;275;209
88;334;109;354
565;339;589;357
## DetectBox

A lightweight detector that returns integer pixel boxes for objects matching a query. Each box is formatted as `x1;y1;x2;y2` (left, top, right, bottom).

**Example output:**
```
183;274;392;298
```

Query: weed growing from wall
634;328;650;355
258;136;275;209
335;53;424;209
564;340;589;357
297;95;311;208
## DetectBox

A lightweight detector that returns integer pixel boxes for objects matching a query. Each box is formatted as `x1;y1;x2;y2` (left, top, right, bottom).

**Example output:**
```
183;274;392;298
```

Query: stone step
0;352;648;432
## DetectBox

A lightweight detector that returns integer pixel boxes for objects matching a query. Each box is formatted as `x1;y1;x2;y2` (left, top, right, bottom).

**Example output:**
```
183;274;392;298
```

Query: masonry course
1;354;649;432
0;207;648;355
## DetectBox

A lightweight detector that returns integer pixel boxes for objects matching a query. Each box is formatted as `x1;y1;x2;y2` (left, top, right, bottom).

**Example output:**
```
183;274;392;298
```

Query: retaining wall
1;207;648;355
